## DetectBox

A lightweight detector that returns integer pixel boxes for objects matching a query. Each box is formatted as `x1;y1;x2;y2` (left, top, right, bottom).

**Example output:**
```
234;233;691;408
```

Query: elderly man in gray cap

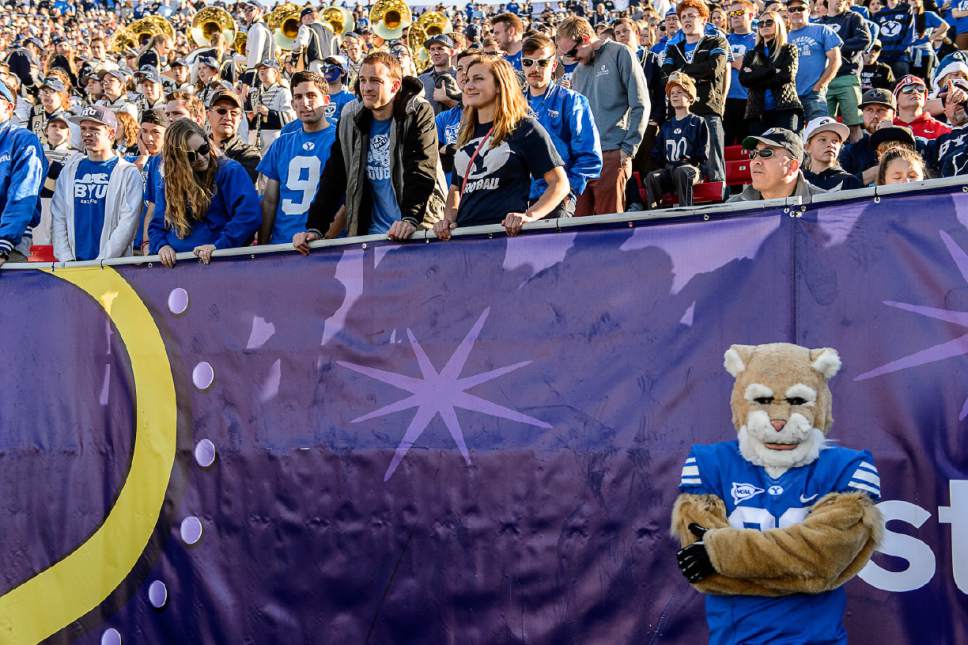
729;128;825;203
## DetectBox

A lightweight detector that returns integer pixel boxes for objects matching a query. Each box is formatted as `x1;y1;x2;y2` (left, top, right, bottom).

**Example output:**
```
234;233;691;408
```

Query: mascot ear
810;347;842;379
724;344;756;377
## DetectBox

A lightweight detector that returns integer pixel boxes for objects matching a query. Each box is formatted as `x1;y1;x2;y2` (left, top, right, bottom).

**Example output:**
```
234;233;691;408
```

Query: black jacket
307;76;443;236
739;43;802;120
220;135;262;184
661;34;730;117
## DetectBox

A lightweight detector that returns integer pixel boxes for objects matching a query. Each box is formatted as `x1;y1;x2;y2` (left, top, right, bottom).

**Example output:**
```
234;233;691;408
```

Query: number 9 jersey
257;124;338;244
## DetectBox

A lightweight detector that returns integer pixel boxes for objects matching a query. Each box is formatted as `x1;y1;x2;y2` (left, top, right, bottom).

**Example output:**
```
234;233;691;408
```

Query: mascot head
724;343;841;471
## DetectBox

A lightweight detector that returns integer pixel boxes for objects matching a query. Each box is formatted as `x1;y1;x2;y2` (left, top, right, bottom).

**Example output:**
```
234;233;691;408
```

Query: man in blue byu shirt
787;0;843;122
257;71;337;245
52;106;143;261
522;34;602;218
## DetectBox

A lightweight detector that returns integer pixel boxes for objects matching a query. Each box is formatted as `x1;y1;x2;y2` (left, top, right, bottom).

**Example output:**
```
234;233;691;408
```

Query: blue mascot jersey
679;440;880;645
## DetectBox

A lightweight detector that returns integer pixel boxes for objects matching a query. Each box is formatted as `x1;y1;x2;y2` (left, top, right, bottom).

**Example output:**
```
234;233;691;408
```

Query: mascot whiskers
672;343;885;644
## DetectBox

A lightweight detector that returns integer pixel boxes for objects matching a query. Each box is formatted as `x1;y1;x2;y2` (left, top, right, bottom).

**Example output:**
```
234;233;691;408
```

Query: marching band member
251;58;295;149
293;6;340;73
165;58;194;95
134;66;167;116
196;56;229;110
240;0;275;94
96;68;138;119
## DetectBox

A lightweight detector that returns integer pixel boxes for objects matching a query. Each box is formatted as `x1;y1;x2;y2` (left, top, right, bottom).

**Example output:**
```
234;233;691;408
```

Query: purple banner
0;191;965;644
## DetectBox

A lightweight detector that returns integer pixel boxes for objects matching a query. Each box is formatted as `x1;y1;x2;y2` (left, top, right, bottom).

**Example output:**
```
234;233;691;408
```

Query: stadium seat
725;145;748;161
28;245;54;262
726;160;752;187
659;181;726;207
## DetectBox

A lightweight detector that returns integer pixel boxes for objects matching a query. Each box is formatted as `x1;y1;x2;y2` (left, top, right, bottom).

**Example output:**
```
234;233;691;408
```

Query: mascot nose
771;419;786;431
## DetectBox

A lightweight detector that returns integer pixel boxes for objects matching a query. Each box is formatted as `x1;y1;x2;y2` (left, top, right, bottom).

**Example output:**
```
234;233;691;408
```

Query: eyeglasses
749;147;789;160
899;84;925;94
522;57;552;68
758;19;776;26
728;9;746;16
184;142;211;162
213;107;241;118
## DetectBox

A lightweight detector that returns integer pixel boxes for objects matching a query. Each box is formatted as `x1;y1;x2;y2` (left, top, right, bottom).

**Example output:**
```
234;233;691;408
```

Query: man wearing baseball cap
925;78;968;177
419;34;459;115
839;87;897;184
729;128;825;202
52;106;143;262
892;74;950;140
0;75;45;266
135;66;166;114
802;116;863;190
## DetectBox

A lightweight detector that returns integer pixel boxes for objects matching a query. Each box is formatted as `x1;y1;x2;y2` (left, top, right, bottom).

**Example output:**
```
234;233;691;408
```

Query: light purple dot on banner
167;288;189;315
194;439;216;468
180;516;203;545
148;580;167;608
192;362;214;390
100;628;121;645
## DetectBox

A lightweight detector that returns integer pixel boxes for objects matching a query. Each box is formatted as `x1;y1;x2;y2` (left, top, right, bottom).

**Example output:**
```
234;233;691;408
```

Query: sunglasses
213;107;241;117
728;8;746;16
522;57;552;68
900;84;925;94
185;142;211;162
749;147;788;160
788;5;807;11
758;18;776;26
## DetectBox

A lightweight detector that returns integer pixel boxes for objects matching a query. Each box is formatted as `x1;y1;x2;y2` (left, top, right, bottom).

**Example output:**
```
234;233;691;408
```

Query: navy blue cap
197;55;220;69
40;77;66;93
256;58;279;69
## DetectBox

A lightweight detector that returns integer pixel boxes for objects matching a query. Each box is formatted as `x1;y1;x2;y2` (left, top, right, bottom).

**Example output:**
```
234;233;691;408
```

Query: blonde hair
162;120;218;239
457;56;529;147
556;16;595;43
756;10;788;61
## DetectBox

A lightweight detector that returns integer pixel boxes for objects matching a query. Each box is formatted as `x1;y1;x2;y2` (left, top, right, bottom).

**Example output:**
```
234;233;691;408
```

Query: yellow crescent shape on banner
0;267;177;644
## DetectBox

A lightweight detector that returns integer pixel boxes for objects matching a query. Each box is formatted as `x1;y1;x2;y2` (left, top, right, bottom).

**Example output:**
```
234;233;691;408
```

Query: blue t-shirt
73;156;118;261
727;32;757;100
504;50;523;71
257;124;337;244
325;89;356;127
873;4;916;58
366;117;401;234
679;440;881;645
954;0;968;34
789;24;843;94
914;10;944;48
683;40;698;63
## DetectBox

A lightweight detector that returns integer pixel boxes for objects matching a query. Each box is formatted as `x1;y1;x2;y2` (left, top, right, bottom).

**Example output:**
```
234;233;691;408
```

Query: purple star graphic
338;308;551;481
855;231;968;419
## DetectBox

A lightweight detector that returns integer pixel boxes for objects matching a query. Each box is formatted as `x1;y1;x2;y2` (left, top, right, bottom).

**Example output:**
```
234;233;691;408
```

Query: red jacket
894;113;952;140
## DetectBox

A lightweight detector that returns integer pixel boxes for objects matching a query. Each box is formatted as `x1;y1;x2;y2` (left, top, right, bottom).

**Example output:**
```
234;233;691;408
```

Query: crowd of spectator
0;0;966;267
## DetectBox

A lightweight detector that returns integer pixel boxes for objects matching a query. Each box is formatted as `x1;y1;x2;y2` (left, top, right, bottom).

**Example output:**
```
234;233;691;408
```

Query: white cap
932;61;968;95
803;116;850;144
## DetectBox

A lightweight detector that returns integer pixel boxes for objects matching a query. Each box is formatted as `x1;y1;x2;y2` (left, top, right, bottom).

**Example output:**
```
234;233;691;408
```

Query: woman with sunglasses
739;11;803;135
148;120;261;268
432;55;568;239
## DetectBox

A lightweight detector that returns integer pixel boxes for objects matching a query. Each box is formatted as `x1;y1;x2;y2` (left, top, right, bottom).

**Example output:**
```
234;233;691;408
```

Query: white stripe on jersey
859;461;878;474
680;477;702;485
681;465;700;477
852;469;881;486
849;480;880;495
685;457;696;464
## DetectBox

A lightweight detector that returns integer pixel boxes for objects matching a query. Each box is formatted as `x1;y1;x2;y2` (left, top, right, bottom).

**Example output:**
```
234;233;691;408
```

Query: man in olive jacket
296;51;445;248
660;0;730;185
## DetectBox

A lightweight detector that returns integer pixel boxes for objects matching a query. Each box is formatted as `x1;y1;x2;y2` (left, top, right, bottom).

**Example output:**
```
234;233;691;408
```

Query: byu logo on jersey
302;141;316;151
768;485;784;496
731;482;765;505
881;20;902;37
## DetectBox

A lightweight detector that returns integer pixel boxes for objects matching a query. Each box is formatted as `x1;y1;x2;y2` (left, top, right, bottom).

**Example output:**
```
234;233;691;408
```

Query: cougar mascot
672;343;884;644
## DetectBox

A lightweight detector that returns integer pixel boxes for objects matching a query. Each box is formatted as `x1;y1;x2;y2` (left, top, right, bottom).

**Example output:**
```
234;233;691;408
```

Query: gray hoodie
572;40;650;157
